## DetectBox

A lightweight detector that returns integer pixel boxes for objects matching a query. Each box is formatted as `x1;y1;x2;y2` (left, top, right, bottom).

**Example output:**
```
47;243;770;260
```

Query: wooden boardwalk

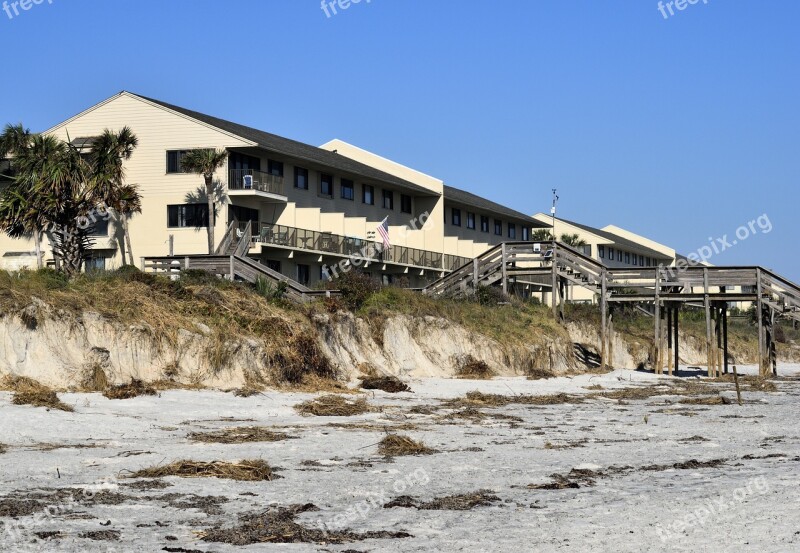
424;241;800;378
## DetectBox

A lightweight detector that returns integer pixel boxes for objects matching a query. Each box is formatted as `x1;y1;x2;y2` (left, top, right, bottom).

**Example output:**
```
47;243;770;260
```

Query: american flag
377;216;391;250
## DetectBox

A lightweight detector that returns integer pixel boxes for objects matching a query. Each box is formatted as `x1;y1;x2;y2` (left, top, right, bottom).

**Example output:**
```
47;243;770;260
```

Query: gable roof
552;216;672;260
444;185;548;226
129;93;436;196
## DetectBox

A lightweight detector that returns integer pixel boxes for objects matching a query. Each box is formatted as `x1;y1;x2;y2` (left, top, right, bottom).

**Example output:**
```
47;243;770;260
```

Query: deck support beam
654;268;662;374
673;305;680;375
600;270;608;369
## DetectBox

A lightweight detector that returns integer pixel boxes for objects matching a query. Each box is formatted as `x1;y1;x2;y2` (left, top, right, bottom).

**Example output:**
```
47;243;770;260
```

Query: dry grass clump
446;390;584;409
103;379;157;400
454;355;494;380
378;435;436;457
3;375;73;412
715;374;778;393
188;427;290;444
679;395;731;405
81;365;109;392
0;443;6;454
527;367;556;380
200;503;411;545
295;395;372;417
126;459;276;481
270;334;339;386
232;387;263;398
384;490;500;510
359;375;411;393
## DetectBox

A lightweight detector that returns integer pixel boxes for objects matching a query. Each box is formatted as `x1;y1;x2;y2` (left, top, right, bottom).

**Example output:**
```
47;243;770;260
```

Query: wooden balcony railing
228;169;284;195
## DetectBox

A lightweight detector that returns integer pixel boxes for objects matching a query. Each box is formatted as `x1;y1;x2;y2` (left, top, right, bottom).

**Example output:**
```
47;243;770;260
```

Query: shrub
337;271;381;310
255;277;287;301
475;285;506;306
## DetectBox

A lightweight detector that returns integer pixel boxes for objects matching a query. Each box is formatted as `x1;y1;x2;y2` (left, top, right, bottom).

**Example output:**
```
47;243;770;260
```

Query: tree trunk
206;176;215;254
58;228;84;277
33;229;43;270
119;216;134;266
118;216;127;266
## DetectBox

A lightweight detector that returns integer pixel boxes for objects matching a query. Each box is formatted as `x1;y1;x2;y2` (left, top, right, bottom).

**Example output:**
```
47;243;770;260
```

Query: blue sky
1;0;798;277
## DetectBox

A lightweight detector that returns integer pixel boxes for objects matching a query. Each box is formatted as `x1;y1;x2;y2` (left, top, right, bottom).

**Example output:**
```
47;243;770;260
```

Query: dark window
646;257;651;266
266;260;281;273
341;179;355;200
168;204;210;228
617;250;623;262
166;150;190;174
599;245;605;259
608;247;615;260
481;216;489;233
294;167;309;189
522;227;529;241
401;194;412;214
625;252;630;264
383;189;394;210
467;212;476;230
229;152;261;171
452;208;461;227
267;160;284;177
639;255;645;266
88;217;110;237
494;220;502;236
320;174;333;197
363;185;374;205
297;264;310;286
229;205;259;226
508;223;516;239
84;256;106;272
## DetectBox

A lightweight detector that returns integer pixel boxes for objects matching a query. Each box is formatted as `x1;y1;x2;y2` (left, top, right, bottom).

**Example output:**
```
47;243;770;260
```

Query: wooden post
716;305;723;378
769;308;777;378
230;255;235;281
673;305;680;376
654;267;662;374
473;258;479;296
722;304;729;375
704;268;713;378
501;243;508;296
600;270;608;370
551;244;558;318
608;315;614;370
667;306;674;376
756;268;766;377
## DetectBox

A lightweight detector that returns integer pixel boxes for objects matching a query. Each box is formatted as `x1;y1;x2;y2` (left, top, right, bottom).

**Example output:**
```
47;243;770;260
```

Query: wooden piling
704;268;713;378
600;270;608;369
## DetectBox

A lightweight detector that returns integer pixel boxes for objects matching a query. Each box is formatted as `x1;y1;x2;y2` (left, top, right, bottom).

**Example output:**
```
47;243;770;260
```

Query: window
341;179;355;200
266;260;281;273
639;255;645;266
320;173;333;197
383;189;394;210
229;205;259;226
452;208;461;227
646;257;651;266
401;194;412;214
481;216;489;233
166;150;190;174
599;245;605;259
494;220;502;236
508;223;516;239
522;227;530;241
297;264;310;286
363;184;374;205
88;218;110;237
625;252;631;264
294;167;309;189
617;250;623;262
608;247;614;260
168;204;210;228
229;152;260;171
84;256;106;273
467;212;476;230
267;160;284;177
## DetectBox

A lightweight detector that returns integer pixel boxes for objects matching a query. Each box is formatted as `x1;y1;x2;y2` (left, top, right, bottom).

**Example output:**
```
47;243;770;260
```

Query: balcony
228;169;285;198
238;221;471;272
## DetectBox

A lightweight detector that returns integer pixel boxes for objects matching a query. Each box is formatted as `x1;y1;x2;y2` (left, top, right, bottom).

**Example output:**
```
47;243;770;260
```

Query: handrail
234;220;252;257
214;220;236;254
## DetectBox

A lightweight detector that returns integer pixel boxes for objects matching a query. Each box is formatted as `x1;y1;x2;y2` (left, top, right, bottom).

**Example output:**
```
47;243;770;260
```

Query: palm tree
560;233;587;247
112;183;142;265
0;126;141;276
180;149;228;254
532;229;554;241
91;128;139;265
0;124;45;268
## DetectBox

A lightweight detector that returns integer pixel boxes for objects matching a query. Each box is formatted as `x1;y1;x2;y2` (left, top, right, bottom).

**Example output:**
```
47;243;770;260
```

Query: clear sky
1;0;798;277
